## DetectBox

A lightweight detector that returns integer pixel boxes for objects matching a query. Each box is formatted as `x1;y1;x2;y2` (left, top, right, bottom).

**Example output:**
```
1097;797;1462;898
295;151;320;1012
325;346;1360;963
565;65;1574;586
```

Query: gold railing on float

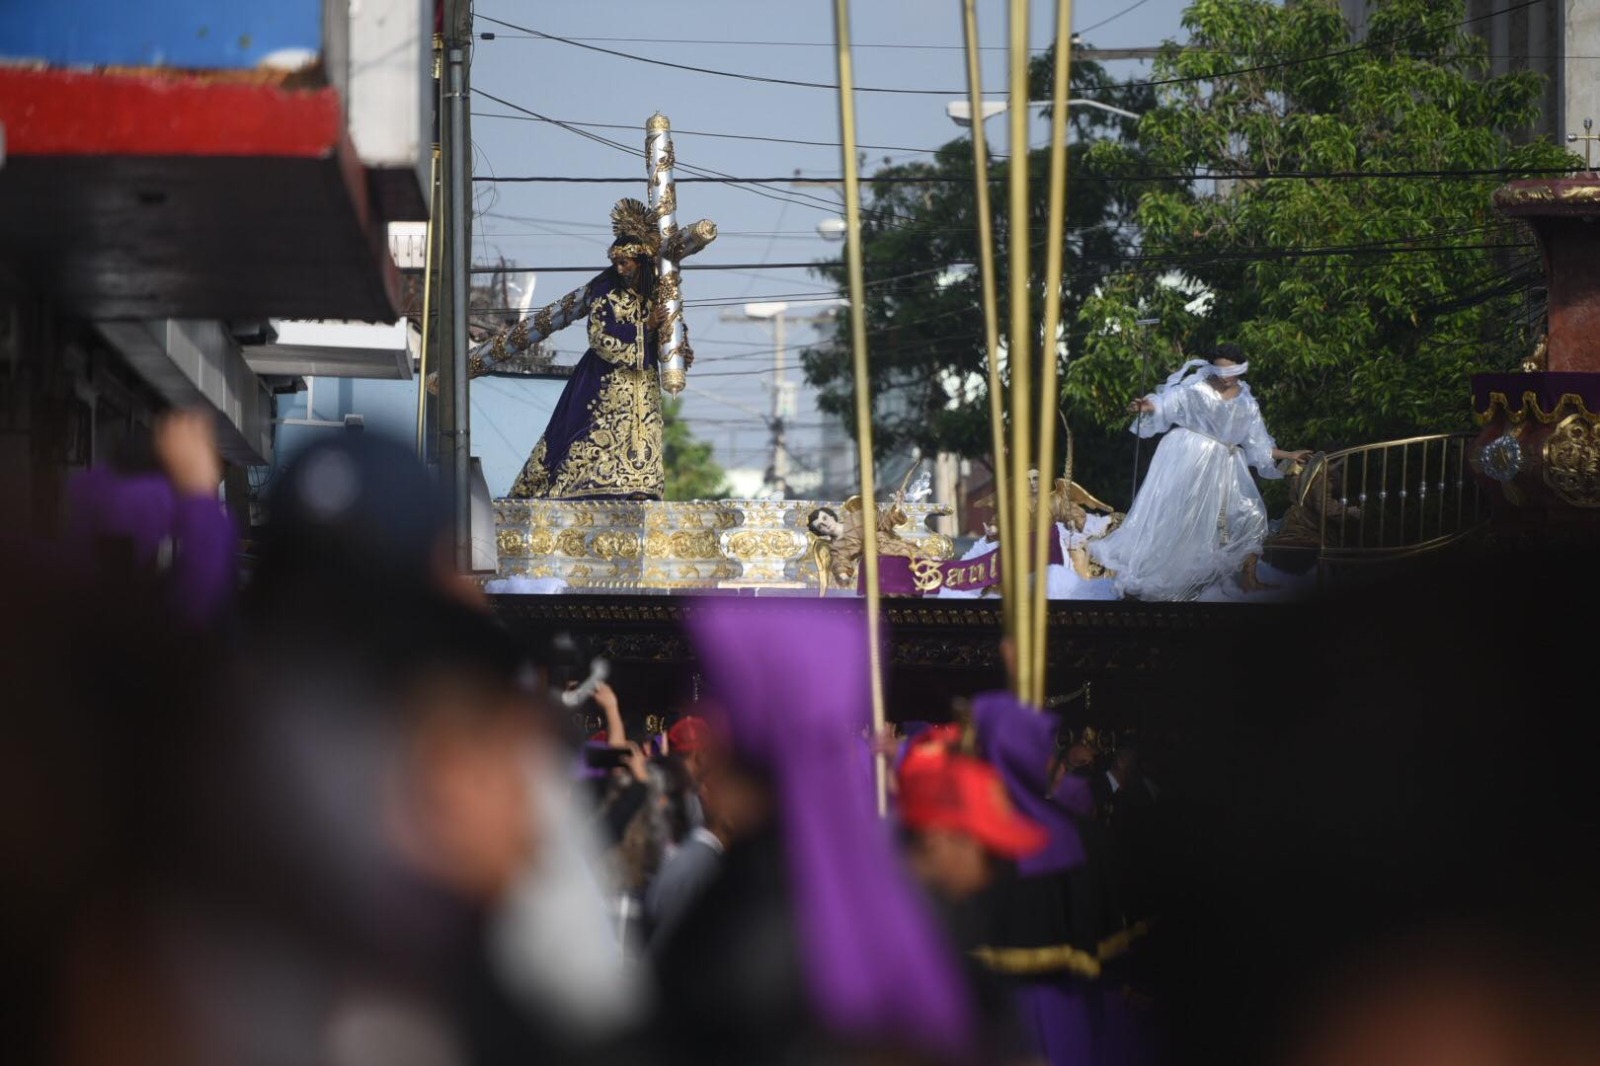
1298;432;1489;583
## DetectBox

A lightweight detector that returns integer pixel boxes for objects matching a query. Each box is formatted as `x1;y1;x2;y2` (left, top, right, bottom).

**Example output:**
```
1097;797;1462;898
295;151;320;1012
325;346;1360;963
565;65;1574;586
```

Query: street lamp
945;97;1142;127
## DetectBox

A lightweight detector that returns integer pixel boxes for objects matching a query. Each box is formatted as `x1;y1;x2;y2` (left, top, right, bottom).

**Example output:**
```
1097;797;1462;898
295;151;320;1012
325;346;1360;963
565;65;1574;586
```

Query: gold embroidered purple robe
510;268;664;500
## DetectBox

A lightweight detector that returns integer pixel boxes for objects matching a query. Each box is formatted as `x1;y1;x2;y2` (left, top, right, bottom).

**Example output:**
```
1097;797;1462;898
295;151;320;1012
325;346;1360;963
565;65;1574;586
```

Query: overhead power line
476;0;1548;103
470;88;849;217
470;109;942;157
474;166;1576;185
1078;0;1158;36
475;13;971;95
460;239;1530;276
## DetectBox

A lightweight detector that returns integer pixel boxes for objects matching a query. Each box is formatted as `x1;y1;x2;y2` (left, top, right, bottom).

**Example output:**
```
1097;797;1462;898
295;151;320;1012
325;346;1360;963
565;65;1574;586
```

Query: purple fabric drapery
973;691;1086;876
685;602;976;1059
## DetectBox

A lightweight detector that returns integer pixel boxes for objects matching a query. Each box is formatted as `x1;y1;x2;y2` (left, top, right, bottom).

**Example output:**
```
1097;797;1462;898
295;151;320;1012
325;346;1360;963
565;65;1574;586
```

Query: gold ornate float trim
1542;414;1600;508
1492;181;1600;210
1474;390;1600;426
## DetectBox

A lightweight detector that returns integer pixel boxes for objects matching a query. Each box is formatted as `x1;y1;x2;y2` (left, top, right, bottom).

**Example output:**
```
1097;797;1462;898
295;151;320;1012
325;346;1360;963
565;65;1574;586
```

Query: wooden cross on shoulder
1569;117;1599;172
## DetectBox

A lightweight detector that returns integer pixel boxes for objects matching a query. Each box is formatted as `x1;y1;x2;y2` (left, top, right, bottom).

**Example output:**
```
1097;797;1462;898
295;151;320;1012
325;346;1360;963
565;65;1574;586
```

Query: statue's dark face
616;255;654;293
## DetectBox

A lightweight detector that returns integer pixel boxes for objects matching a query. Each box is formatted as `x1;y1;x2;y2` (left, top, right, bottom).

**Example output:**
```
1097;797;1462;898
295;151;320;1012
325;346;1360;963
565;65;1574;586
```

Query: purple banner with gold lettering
855;532;1064;597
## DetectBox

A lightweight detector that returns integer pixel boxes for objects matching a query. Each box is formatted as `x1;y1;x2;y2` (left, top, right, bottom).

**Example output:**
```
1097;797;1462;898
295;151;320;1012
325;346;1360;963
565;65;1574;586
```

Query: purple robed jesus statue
508;197;684;501
508;261;669;500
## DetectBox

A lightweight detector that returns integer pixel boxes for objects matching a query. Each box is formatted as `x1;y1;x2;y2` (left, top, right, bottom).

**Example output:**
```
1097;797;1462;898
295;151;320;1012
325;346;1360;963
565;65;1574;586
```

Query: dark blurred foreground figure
895;739;1047;1064
1;553;224;1066
653;602;980;1064
2;432;638;1066
239;432;629;1065
1145;545;1600;1066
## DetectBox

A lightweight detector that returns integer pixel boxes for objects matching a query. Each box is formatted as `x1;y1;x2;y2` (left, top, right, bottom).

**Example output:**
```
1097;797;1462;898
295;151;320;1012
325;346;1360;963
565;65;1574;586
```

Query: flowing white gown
1089;376;1284;601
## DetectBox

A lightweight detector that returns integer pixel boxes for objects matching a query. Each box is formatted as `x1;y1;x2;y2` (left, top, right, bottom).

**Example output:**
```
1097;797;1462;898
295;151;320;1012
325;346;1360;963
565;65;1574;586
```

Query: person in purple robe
973;690;1152;1066
654;602;979;1063
65;408;236;626
502;198;691;501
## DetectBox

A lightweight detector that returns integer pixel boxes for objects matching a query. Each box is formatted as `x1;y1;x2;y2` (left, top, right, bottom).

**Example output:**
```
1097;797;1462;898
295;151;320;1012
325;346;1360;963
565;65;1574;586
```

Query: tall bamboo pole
416;145;441;458
1005;0;1035;701
960;0;1014;626
1030;1;1074;707
832;0;889;816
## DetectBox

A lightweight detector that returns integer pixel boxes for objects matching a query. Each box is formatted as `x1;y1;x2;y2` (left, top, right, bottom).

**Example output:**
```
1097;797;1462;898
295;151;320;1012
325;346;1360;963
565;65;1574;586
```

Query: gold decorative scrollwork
1542;414;1600;507
663;530;720;558
527;529;555;556
726;530;801;560
1475;390;1600;426
496;528;529;557
556;528;589;556
591;531;642;559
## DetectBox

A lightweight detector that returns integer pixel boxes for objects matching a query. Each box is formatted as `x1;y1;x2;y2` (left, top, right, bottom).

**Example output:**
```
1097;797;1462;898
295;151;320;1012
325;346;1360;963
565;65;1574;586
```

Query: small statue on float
939;432;1123;599
1028;463;1124;583
805;467;933;593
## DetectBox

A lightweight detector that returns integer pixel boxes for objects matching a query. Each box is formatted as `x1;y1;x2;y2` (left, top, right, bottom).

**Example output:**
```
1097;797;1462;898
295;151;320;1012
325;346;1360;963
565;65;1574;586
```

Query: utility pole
720;301;841;497
769;311;789;494
438;0;473;568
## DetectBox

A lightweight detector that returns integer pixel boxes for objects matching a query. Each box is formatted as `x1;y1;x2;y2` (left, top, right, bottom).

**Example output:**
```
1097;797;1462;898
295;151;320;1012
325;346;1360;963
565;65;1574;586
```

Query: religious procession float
454;89;1599;728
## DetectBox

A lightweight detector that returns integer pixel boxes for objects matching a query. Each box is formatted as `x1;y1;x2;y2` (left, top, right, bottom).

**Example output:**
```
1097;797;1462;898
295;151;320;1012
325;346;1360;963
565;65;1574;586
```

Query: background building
0;0;432;536
1341;0;1598;143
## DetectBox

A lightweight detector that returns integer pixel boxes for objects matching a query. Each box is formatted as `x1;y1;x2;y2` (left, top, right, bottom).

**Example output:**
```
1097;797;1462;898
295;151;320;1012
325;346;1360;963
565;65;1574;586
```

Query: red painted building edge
0;68;343;157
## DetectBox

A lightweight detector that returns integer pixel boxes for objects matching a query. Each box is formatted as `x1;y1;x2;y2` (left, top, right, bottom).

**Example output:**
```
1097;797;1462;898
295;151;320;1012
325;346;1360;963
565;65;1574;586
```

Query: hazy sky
465;0;1194;492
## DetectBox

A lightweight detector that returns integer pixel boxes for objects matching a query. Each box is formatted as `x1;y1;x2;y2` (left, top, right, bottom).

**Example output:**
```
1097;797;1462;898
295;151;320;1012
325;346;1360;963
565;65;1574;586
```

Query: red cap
897;750;1048;860
667;714;712;753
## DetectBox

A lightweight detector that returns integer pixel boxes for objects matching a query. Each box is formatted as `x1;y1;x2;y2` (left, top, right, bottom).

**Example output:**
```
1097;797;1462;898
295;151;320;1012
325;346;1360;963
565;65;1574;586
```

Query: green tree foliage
1069;0;1576;453
662;395;729;500
801;53;1152;473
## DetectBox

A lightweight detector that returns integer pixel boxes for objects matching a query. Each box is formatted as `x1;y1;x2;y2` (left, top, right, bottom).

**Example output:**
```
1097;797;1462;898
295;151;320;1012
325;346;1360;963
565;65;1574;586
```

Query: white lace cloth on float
1088;364;1283;602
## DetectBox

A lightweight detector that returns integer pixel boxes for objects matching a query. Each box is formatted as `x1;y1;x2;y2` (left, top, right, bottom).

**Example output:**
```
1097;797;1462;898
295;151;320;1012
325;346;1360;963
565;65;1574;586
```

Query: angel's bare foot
1240;555;1277;593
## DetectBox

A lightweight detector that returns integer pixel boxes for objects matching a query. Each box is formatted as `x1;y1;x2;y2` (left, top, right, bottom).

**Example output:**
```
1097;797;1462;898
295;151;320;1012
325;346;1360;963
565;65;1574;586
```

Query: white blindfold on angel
1158;356;1250;394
